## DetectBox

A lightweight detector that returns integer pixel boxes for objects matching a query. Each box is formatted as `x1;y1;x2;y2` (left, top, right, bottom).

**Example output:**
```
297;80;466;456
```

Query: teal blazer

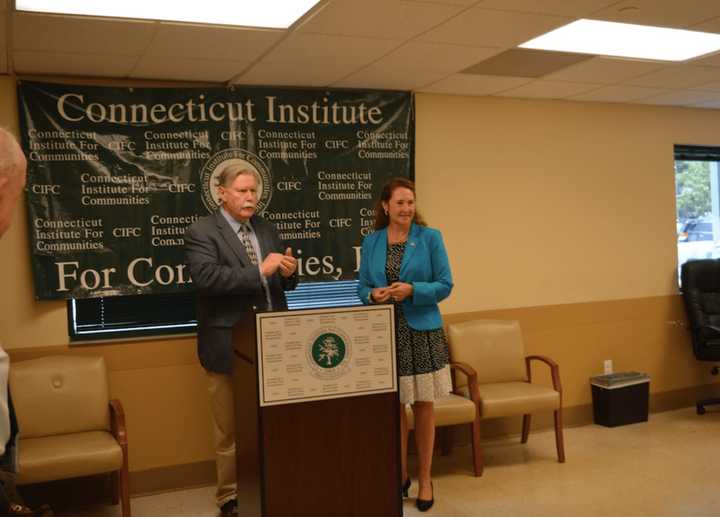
357;223;453;331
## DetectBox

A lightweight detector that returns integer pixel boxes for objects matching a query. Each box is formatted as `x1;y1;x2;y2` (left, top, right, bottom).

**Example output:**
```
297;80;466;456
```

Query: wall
1;76;717;491
415;93;720;411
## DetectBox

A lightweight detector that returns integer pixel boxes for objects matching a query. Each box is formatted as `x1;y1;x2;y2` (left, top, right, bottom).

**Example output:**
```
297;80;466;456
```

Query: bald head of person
0;127;27;238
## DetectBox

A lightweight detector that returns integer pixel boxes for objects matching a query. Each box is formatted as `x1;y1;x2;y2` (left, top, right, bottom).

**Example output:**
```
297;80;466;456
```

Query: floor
52;406;720;517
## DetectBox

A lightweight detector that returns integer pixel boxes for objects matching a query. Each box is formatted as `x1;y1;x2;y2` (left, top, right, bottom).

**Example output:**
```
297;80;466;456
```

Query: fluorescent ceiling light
519;19;720;62
15;0;322;29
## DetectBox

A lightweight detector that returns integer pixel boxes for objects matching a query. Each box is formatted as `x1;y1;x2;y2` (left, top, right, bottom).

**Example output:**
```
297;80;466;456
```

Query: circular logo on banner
200;148;273;214
307;328;352;380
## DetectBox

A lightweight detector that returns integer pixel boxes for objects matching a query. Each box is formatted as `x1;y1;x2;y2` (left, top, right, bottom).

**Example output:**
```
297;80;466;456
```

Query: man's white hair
215;164;259;188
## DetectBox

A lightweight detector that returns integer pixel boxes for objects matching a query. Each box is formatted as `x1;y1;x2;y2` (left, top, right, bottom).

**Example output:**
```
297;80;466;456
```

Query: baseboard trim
448;382;718;445
650;383;718;413
130;461;216;496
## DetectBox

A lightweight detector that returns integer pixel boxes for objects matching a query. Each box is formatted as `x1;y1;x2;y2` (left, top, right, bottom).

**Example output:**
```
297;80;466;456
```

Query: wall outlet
604;359;613;375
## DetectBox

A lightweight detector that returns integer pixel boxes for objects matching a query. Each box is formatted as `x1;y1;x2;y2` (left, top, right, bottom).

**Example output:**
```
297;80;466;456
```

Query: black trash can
590;372;650;427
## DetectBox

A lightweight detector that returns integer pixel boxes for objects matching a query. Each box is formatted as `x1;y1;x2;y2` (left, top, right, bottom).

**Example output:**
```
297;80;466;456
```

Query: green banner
17;81;413;300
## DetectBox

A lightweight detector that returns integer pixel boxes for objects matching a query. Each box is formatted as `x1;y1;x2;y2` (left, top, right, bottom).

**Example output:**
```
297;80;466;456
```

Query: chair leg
111;471;119;504
119;444;131;517
440;426;453;456
470;418;483;476
521;414;531;443
697;398;720;415
553;408;565;463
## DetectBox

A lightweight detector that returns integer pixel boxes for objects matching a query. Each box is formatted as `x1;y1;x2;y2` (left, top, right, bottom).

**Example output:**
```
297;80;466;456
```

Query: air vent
461;48;593;78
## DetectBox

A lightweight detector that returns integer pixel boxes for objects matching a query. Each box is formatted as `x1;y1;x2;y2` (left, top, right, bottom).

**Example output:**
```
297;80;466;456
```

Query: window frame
68;279;362;342
674;144;720;285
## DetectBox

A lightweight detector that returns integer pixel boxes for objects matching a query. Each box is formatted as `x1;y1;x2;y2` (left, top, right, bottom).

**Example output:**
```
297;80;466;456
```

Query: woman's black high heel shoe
416;482;434;512
401;477;411;498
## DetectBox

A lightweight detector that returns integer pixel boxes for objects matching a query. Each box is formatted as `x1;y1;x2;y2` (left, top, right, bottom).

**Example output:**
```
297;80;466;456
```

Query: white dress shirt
0;344;10;457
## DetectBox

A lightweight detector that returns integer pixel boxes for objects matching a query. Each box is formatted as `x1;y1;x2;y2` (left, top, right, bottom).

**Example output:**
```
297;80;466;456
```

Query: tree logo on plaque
307;329;352;380
200;148;273;214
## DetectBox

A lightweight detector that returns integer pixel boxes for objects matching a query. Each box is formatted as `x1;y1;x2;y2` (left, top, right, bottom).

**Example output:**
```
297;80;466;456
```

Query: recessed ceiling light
519;19;720;62
15;0;322;29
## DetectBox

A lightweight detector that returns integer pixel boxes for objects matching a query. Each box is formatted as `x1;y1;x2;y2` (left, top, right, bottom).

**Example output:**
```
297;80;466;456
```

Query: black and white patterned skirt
395;305;452;404
386;242;451;404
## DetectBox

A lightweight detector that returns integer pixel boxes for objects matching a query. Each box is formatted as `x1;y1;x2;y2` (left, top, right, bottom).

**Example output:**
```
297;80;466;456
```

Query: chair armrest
109;399;127;446
525;355;562;394
700;324;720;337
449;361;480;403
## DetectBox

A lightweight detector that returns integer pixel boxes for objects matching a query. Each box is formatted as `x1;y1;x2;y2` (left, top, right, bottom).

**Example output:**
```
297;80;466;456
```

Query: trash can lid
590;371;650;389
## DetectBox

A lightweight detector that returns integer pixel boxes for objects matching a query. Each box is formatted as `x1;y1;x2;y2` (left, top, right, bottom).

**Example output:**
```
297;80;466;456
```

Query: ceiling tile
476;0;618;17
420;7;571;48
371;42;501;73
404;0;478;5
13;12;156;55
570;85;673;102
419;74;532;95
691;16;720;33
234;61;347;87
131;56;246;82
589;0;720;29
689;52;720;68
298;0;464;39
627;65;720;89
146;23;283;61
463;48;591;78
494;79;600;98
333;43;502;90
333;66;450;90
688;80;720;92
545;57;665;84
637;90;720;106
13;51;138;77
259;33;399;69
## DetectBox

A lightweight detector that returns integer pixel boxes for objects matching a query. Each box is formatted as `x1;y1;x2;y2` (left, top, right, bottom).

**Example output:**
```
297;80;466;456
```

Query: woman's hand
371;287;392;303
387;282;413;302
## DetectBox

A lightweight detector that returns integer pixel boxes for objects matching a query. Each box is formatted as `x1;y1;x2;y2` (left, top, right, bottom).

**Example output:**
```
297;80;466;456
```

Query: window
69;280;362;341
675;145;720;281
286;280;361;310
68;292;198;341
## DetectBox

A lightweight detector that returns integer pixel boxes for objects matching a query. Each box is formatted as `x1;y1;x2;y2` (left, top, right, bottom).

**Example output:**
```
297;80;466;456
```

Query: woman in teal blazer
358;177;453;512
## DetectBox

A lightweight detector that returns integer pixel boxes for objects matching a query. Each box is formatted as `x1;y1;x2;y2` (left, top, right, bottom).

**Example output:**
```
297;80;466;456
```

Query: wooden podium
232;305;402;517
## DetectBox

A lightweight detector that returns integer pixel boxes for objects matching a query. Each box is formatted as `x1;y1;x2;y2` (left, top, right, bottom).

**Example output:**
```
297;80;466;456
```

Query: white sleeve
0;345;10;457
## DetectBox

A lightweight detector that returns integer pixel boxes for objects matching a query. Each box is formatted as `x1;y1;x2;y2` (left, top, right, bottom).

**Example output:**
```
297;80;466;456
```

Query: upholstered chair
680;259;720;414
9;355;130;516
447;319;564;475
405;367;482;476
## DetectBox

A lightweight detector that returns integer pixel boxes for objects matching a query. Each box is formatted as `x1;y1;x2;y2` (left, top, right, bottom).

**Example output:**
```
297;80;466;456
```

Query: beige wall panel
415;94;720;313
109;363;213;471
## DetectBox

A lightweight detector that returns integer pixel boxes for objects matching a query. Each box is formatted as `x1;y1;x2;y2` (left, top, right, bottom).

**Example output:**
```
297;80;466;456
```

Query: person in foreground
357;177;453;512
184;165;297;517
0;127;53;516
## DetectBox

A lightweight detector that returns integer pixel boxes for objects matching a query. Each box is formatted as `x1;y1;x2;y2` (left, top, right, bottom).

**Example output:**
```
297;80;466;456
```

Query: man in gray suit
185;165;297;517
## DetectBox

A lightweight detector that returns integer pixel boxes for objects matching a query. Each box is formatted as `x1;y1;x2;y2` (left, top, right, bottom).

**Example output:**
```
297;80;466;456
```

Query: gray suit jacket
184;210;297;374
